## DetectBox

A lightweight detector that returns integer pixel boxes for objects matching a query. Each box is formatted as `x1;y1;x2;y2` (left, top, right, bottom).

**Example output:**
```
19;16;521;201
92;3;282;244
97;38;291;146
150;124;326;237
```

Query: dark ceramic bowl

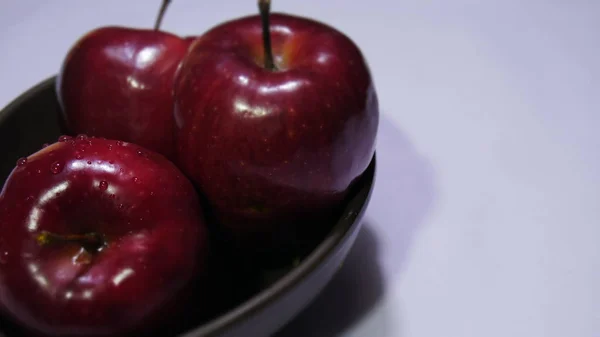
0;77;376;337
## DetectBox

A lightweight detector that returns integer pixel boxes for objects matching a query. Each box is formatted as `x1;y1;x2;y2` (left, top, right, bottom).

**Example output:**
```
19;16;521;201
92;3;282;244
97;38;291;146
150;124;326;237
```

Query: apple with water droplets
174;0;379;264
0;135;209;336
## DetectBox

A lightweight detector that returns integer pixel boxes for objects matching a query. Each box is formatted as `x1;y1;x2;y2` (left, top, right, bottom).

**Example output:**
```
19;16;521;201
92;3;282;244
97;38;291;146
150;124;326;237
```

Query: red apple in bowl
174;0;379;264
0;136;209;336
56;0;194;161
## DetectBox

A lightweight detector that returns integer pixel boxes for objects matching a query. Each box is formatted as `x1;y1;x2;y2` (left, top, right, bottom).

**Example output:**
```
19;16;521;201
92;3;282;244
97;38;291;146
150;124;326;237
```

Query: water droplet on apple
16;157;27;166
108;145;113;150
50;161;63;174
116;140;123;146
99;181;108;191
36;169;42;174
76;134;88;140
58;135;72;142
42;143;49;148
133;177;140;184
87;161;92;165
118;203;125;209
109;160;114;164
75;152;83;160
150;191;155;196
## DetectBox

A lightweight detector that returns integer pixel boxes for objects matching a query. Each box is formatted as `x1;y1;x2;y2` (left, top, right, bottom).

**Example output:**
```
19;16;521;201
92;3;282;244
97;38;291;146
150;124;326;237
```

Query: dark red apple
56;0;194;161
0;135;209;336
174;0;379;263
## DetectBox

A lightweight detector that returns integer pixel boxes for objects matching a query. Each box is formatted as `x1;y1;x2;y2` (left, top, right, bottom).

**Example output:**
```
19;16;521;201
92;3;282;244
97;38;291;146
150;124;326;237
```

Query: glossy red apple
56;0;193;161
174;0;379;263
0;135;209;336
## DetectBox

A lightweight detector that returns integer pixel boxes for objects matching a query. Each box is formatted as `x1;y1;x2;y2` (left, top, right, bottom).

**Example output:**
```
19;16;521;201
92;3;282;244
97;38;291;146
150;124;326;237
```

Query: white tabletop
1;1;599;336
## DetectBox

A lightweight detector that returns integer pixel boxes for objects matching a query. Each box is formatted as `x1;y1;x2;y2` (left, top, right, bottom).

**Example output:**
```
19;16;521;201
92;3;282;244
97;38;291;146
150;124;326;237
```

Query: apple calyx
154;0;173;30
36;231;106;253
258;0;277;71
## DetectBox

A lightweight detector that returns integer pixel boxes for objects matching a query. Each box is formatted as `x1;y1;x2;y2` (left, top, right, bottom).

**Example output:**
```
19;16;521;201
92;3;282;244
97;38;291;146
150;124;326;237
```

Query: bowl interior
0;77;376;337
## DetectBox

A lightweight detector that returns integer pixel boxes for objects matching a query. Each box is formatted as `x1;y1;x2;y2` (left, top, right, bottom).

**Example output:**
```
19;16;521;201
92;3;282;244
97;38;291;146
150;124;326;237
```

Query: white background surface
1;1;599;336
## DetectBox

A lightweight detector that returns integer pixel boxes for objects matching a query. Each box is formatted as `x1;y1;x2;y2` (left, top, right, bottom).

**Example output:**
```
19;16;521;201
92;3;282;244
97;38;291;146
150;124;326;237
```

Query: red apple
56;0;194;161
0;135;209;336
174;0;379;263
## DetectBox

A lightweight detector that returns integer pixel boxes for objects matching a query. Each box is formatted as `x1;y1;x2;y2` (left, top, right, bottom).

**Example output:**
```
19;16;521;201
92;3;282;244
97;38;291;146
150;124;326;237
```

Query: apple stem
154;0;172;31
258;0;277;71
36;231;105;252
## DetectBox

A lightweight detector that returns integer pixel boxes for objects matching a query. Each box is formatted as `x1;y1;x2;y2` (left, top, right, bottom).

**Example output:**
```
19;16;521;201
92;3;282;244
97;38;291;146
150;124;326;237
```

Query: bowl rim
0;76;377;337
0;76;57;126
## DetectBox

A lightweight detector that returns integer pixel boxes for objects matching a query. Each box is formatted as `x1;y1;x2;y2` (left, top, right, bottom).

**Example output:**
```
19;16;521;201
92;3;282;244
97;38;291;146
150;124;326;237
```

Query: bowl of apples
0;1;378;336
